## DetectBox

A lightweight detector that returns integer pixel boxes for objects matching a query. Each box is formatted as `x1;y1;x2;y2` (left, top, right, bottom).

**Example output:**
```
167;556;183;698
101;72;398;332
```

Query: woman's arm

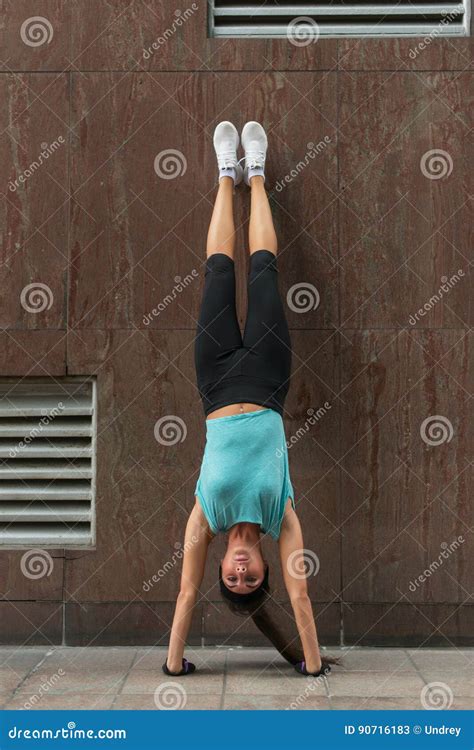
278;502;322;673
166;500;213;672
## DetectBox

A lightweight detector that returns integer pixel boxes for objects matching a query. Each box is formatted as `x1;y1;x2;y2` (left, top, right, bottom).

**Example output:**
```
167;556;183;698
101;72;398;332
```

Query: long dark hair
221;573;339;671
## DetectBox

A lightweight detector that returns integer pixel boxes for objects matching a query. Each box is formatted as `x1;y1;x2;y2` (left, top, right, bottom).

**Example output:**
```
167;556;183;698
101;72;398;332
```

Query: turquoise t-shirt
195;409;294;540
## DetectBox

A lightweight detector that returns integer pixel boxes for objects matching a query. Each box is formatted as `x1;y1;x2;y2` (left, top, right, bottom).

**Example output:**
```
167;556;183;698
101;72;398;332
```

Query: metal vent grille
0;378;97;548
210;1;470;37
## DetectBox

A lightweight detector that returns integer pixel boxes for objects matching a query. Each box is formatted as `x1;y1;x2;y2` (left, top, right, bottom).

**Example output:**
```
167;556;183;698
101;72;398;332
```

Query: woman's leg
195;177;242;408
206;176;236;258
242;177;291;407
248;175;277;256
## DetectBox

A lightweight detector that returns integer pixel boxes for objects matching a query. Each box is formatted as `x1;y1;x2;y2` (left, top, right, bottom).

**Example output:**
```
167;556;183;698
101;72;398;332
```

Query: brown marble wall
0;1;472;646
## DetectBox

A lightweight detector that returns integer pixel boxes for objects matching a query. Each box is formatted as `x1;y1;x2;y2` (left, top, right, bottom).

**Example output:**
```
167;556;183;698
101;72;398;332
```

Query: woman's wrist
304;657;322;673
166;656;184;673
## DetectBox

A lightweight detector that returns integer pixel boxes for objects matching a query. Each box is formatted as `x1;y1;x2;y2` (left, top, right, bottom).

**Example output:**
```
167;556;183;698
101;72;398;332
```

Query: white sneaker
241;121;267;185
213;121;243;185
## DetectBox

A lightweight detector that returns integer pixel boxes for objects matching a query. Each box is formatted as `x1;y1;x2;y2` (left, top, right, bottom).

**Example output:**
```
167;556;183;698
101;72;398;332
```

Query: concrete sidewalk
0;647;472;711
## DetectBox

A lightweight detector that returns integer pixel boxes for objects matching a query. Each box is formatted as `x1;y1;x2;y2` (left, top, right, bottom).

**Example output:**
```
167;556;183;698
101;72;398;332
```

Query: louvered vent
210;1;469;37
0;378;96;548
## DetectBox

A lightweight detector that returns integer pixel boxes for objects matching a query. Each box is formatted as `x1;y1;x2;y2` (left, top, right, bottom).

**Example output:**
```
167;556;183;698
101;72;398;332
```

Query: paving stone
224;694;330;710
0;648;49;670
226;667;329;697
112;693;222;710
327;672;426;698
41;646;137;672
4;693;115;710
331;697;425;710
335;648;415;673
420;673;474;698
121;669;224;696
408;648;474;673
18;669;126;695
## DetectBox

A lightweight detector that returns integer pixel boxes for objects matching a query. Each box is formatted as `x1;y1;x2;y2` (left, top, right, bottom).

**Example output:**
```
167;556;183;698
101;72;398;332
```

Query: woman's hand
163;657;196;676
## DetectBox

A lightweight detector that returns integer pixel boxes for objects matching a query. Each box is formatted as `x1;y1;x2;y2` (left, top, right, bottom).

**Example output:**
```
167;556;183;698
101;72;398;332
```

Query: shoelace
218;149;238;169
218;151;265;170
245;149;265;169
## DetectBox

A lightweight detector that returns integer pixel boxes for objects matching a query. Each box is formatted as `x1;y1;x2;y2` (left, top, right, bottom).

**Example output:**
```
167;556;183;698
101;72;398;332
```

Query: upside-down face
220;542;266;594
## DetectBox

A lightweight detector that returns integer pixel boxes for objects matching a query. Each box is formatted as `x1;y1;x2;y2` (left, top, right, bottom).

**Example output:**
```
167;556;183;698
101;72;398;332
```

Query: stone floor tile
17;669;126;695
407;649;474;673
112;693;222;710
224;694;331;710
4;693;115;710
121;669;224;695
327;672;425;698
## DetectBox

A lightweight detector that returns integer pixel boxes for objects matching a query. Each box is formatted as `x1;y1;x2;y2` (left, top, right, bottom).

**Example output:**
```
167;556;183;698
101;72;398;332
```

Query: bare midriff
206;403;268;420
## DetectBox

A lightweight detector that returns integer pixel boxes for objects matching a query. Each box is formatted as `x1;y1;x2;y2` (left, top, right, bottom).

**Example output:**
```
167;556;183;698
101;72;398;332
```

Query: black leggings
194;249;292;417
